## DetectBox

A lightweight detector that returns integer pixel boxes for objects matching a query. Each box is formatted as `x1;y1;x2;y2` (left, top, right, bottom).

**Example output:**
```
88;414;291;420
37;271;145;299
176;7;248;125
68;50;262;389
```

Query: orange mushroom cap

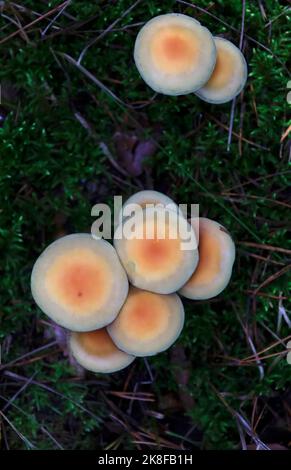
114;206;198;294
195;37;247;104
179;218;235;300
31;234;128;331
107;287;185;356
134;13;216;95
70;328;135;373
122;190;180;215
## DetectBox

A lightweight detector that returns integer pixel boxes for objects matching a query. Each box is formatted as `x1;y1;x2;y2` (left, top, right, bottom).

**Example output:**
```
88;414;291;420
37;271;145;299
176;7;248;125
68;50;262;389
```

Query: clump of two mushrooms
134;13;248;103
31;190;235;374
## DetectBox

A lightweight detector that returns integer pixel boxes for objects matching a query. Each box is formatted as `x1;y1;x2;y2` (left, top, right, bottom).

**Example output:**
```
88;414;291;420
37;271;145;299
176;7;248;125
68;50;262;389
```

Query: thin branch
0;340;57;370
227;0;246;152
238;242;291;256
41;0;71;37
1;372;37;412
0;409;35;449
61;52;127;107
0;1;70;44
176;0;290;75
253;264;291;295
41;426;64;450
206;113;270;150
77;0;143;64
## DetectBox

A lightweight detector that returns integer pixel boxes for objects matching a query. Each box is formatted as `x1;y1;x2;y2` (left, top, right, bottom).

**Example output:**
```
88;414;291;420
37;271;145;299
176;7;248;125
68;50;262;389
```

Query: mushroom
134;13;216;95
121;190;180;219
195;37;247;104
70;328;135;373
179;217;235;300
31;234;128;331
114;206;198;294
107;287;184;356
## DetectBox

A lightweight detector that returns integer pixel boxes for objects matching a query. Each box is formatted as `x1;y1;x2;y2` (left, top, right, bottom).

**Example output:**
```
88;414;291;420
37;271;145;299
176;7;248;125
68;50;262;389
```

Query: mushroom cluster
31;190;236;374
134;13;247;103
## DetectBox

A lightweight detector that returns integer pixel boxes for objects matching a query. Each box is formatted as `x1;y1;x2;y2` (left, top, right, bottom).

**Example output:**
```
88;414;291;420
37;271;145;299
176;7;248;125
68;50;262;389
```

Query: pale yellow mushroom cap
118;190;182;226
70;328;135;373
179;218;235;299
134;13;216;95
114;206;199;294
31;234;128;331
195;37;247;104
107;287;184;356
122;190;179;214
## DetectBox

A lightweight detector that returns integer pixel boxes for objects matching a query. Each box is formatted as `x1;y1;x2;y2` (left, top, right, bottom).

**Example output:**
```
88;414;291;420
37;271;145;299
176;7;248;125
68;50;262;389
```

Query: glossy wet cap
31;234;129;331
107;287;184;356
70;328;135;373
114;206;199;294
179;218;235;299
134;13;216;95
195;37;247;104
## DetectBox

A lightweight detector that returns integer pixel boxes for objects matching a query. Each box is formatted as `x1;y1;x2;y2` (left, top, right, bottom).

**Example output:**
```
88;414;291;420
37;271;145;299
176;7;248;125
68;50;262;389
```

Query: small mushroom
70;328;135;373
107;287;184;356
195;37;247;104
31;234;128;331
122;190;179;216
179;218;235;300
114;206;198;294
134;13;216;95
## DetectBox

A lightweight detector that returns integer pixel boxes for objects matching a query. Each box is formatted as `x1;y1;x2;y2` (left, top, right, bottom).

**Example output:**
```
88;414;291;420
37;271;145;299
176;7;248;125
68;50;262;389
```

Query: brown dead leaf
113;131;157;177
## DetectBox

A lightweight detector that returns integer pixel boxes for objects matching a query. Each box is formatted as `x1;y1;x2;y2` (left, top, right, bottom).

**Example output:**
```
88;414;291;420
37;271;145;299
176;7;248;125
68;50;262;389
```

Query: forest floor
0;0;290;450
